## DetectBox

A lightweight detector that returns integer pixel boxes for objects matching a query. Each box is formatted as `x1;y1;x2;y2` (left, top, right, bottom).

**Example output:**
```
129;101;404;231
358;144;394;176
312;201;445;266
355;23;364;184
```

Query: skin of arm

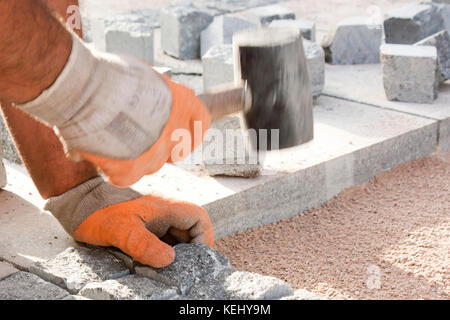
0;0;72;104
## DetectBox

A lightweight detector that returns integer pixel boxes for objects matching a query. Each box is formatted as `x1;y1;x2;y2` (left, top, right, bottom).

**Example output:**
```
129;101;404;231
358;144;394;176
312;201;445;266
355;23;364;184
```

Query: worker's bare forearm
0;0;72;104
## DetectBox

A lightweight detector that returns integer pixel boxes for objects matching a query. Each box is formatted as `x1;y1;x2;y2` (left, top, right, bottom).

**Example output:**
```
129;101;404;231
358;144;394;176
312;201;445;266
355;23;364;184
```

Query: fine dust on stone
216;152;450;300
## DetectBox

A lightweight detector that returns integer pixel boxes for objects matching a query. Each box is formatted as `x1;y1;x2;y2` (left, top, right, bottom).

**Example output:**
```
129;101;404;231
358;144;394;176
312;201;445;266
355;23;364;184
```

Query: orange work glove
80;76;211;188
45;177;214;268
16;34;210;188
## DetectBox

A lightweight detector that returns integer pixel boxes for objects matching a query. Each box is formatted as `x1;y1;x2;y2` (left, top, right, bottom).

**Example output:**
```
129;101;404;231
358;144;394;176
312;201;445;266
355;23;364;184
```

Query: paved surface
217;152;450;300
0;244;312;300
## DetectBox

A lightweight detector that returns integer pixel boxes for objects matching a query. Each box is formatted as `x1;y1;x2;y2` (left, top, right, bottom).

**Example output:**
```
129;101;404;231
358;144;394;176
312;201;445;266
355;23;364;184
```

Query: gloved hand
45;177;214;268
16;33;210;188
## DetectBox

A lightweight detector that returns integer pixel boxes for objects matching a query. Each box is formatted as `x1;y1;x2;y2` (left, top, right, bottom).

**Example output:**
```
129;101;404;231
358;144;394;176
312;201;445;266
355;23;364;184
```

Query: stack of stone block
381;1;450;104
0;244;325;300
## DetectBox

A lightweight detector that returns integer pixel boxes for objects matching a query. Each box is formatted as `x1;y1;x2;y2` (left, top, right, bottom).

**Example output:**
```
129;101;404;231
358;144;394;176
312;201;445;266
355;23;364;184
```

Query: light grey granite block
135;243;231;295
0;272;71;300
243;4;295;25
381;44;438;104
29;247;130;294
330;16;382;64
269;19;316;41
202;44;234;91
304;39;325;97
201;15;256;57
415;30;450;82
160;2;214;59
79;275;178;300
189;270;293;300
384;3;444;44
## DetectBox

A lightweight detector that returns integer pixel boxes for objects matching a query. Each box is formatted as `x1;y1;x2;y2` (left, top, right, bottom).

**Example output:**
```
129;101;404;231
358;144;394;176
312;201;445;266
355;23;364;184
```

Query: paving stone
135;243;231;295
280;289;327;300
0;139;6;188
0;116;21;164
188;270;293;300
243;4;295;25
160;2;214;59
381;44;438;104
0;272;70;300
202;44;234;91
107;248;135;270
415;30;450;83
63;295;91;300
0;261;18;280
303;39;325;97
436;3;450;34
201;115;262;178
29;247;130;294
329;16;382;65
79;275;178;300
269;19;316;41
201;15;256;58
104;13;155;64
384;3;444;45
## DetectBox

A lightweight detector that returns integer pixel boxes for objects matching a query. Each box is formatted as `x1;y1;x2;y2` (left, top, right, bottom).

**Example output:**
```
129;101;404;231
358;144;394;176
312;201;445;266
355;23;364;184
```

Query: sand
216;152;450;300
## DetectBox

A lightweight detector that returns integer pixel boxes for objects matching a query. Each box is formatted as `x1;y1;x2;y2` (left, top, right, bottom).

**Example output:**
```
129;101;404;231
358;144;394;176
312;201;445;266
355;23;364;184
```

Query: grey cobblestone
135;243;232;295
384;3;444;44
0;272;71;300
79;275;178;300
189;269;293;300
29;247;130;294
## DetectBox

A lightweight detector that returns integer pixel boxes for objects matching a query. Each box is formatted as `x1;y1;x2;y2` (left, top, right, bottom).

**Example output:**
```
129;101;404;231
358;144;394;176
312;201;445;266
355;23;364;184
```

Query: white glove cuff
16;33;172;159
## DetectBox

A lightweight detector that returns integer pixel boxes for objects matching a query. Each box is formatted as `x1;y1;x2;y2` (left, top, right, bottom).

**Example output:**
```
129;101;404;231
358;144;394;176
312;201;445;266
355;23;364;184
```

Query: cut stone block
381;44;438;104
104;16;154;64
436;3;450;34
160;3;214;59
201;115;262;178
415;30;450;83
0;138;6;188
202;44;234;91
29;247;130;294
135;243;231;295
79;275;178;300
280;289;327;300
0;272;70;300
0;116;21;164
304;40;325;97
329;16;382;65
201;15;256;57
243;4;296;25
269;19;316;41
384;3;444;44
189;270;293;300
0;261;17;280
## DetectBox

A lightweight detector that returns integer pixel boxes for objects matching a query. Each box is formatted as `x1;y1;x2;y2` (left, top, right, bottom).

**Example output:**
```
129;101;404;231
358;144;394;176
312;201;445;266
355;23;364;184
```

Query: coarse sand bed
217;152;450;300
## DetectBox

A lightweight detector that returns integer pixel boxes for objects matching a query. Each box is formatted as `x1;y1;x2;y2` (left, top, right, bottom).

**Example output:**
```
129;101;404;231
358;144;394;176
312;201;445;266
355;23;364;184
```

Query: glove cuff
45;177;141;235
15;32;173;159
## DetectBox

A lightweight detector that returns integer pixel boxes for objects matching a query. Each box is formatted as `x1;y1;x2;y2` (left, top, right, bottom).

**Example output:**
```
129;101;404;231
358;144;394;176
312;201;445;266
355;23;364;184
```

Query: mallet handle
197;82;252;122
